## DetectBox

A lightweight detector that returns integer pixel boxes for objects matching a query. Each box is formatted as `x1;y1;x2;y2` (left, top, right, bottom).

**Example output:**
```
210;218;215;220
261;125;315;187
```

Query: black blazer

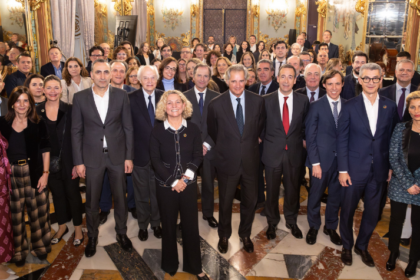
40;62;65;78
262;91;309;168
379;83;416;122
248;80;279;96
315;43;339;58
0;116;51;188
128;88;164;167
150;121;203;187
304;40;311;49
156;82;186;92
184;88;220;161
345;65;353;76
341;74;362;100
1;97;8;117
293;75;306;90
37;101;76;181
211;76;229;93
207;90;266;176
136;53;155;66
295;87;326;101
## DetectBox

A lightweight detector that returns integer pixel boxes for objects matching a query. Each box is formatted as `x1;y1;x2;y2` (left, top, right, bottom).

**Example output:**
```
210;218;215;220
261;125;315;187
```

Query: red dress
0;132;13;263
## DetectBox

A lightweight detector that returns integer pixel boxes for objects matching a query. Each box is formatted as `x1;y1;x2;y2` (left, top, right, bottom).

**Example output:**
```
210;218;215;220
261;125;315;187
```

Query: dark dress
150;120;203;275
211;76;229;93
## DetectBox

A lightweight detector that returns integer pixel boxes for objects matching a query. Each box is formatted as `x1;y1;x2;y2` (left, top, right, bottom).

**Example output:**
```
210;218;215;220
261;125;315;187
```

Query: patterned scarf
0;132;11;192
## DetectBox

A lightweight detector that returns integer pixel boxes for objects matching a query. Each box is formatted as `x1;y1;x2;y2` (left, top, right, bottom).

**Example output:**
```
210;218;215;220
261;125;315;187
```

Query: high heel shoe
405;259;418;278
386;251;399;271
51;226;69;245
73;232;85;247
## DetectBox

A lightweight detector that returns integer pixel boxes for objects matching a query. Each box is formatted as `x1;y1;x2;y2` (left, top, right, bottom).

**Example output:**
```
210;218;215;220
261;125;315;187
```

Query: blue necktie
236;98;244;136
148;96;155;127
332;101;339;128
198;93;204;115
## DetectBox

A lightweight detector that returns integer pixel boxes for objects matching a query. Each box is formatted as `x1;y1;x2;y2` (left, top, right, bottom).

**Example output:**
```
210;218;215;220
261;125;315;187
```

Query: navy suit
304;40;311;50
379;83;416;122
40;61;65;78
345;66;352;76
305;95;346;230
248;80;279;96
337;94;399;250
341;74;361;100
295;87;326;100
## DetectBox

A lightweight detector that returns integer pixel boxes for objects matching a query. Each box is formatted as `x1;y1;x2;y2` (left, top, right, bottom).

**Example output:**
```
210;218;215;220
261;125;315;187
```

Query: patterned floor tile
80;269;124;280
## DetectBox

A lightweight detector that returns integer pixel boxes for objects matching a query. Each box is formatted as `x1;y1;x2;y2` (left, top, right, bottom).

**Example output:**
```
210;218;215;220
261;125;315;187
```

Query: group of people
0;29;419;280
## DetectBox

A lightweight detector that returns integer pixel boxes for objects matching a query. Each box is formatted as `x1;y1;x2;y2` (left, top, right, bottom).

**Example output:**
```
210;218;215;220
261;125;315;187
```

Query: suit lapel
87;88;103;125
221;93;241;138
391;84;397;102
354;95;373;136
289;93;301;134
272;92;284;133
190;90;202;121
322;96;336;128
104;87;115;125
242;91;254;137
375;97;386;136
135;90;153;127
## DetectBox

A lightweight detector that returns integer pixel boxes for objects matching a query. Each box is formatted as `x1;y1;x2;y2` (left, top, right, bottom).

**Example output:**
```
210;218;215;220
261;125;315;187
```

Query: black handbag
50;113;67;173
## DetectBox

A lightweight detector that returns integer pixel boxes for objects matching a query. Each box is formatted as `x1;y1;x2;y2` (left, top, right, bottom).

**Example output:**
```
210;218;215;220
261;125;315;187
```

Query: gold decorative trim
146;0;156;46
259;32;289;46
355;0;366;15
16;0;47;11
360;0;369;52
315;0;327;18
113;0;133;16
295;0;307;34
409;0;420;16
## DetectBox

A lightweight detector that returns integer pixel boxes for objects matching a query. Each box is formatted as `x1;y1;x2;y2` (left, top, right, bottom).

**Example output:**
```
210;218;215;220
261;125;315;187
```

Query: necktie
332;101;339;128
310;92;316;103
283;97;289;150
236;98;244;136
148;96;155;127
198;93;204;115
398;88;406;120
261;85;266;96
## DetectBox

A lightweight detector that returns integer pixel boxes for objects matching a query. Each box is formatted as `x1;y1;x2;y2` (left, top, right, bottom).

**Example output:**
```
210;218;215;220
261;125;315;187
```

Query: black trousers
388;200;420;261
156;182;202;275
132;163;160;230
200;157;216;219
48;171;83;226
85;153;127;238
257;143;266;204
217;165;258;239
265;151;301;226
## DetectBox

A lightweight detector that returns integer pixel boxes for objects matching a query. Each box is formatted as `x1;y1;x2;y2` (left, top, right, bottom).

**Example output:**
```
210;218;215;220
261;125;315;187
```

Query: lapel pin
184;134;187;137
41;109;45;112
383;105;387;109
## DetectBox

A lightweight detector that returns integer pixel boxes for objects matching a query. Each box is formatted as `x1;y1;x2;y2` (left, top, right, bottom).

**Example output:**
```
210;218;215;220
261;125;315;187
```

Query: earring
11;105;13;108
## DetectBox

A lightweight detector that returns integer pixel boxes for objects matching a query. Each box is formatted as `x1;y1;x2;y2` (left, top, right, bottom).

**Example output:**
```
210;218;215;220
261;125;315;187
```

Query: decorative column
407;0;420;67
315;0;327;41
190;0;203;42
146;0;156;47
295;0;307;35
36;1;53;66
356;0;368;53
248;0;260;39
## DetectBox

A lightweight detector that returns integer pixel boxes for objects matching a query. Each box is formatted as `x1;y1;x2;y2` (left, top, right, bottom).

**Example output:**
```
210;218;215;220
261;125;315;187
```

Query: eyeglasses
181;51;190;54
302;59;311;63
165;66;177;72
129;75;137;78
360;77;381;83
91;54;102;57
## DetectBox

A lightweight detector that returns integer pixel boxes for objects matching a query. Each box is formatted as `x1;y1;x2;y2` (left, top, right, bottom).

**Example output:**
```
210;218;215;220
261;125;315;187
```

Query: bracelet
43;171;50;174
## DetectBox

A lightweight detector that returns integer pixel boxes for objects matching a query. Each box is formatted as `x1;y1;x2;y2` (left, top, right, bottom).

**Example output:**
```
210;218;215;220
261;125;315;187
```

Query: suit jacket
156;82;186;92
136;53;155;66
61;77;93;104
71;86;134;168
184;88;220;161
248;80;279;96
379;83;416;122
262;91;309;168
293;75;306;90
337;94;399;182
5;70;31;97
40;61;65;78
0;97;8;117
315;43;339;58
207;90;266;175
211;76;229;93
304;40;311;49
388;71;420;89
128;88;164;167
295;87;326;101
341;74;362;100
345;65;353;76
305;95;346;170
122;84;136;93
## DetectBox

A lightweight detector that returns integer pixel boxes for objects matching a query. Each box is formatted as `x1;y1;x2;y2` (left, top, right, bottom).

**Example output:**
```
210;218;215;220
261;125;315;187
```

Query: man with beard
341;52;367;100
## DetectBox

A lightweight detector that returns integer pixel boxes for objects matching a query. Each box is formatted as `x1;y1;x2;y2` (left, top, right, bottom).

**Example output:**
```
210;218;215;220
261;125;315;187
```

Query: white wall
154;0;191;37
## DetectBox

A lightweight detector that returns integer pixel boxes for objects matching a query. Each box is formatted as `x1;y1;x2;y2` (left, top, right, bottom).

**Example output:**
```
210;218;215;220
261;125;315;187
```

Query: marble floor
4;183;420;280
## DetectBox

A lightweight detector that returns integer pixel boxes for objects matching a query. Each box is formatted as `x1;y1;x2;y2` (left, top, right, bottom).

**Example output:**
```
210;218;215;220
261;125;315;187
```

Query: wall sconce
112;0;134;16
191;0;199;17
251;0;260;17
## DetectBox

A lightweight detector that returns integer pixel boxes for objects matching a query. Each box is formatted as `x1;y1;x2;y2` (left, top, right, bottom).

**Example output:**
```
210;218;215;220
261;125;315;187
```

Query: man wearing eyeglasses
86;46;105;74
180;46;192;60
337;63;399;267
298;52;312;75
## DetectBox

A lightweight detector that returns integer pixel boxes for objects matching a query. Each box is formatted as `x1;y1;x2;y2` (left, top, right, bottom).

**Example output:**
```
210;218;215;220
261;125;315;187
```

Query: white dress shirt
143;89;156;109
71;79;83;92
278;90;293;124
92;85;110;148
305;87;320;101
396;82;410;113
194;87;211;151
163;119;195;186
250;44;256;53
362;92;379;136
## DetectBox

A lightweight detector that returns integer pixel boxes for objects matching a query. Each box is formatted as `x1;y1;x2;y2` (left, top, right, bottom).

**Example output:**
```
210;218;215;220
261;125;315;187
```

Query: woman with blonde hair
153;38;165;59
259;49;271;61
185;58;202;90
212;57;231;93
150;90;207;279
326;58;343;72
60;57;92;104
240;52;256;70
126;66;140;90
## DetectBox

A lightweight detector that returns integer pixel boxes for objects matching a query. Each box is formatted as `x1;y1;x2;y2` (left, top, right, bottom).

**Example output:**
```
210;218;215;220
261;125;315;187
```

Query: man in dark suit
286;35;308;57
262;64;309;240
301;32;312;50
272;41;288;77
129;65;163;241
40;46;65;79
72;59;134;258
341;52;368;100
287;56;306;90
207;65;265;254
85;46;105;74
295;63;326;101
184;64;220;228
315;30;339;58
305;70;345;246
392;52;420;86
337;63;399;267
5;53;33;97
249;60;279;211
345;65;353;76
98;60;136;225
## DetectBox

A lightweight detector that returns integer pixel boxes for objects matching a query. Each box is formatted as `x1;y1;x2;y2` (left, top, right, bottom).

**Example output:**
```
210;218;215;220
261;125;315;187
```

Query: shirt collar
261;80;272;89
229;91;245;100
52;63;62;71
142;88;155;98
362;92;379;102
353;72;359;81
396;82;410;92
194;86;207;95
92;85;110;97
326;94;340;104
306;87;319;94
278;90;293;99
164;118;187;130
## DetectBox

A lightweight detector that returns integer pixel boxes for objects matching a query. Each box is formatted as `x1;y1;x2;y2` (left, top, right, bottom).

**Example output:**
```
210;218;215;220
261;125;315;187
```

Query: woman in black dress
150;90;207;280
36;75;84;247
211;57;231;93
236;41;251;63
24;74;45;106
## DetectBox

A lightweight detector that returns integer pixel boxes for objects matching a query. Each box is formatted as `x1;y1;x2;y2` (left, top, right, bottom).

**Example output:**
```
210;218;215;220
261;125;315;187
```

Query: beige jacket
61;77;92;104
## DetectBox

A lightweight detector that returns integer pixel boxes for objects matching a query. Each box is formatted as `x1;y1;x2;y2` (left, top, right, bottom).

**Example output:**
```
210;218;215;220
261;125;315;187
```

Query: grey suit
71;86;134;238
184;88;219;218
0;97;8;117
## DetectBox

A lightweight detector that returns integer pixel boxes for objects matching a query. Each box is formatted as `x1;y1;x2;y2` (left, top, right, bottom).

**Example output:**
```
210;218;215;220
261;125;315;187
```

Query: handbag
50;112;67;173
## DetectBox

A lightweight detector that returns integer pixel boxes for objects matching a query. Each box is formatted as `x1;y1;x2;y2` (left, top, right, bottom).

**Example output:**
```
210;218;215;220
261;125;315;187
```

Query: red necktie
283;96;289;150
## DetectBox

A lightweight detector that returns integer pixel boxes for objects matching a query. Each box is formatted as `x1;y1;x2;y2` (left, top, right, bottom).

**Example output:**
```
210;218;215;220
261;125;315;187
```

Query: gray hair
287;55;304;68
193;63;211;77
257;59;275;72
92;59;110;71
110;60;129;72
291;43;301;50
137;65;159;81
360;63;382;77
303;63;322;78
225;64;249;81
396;59;415;71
